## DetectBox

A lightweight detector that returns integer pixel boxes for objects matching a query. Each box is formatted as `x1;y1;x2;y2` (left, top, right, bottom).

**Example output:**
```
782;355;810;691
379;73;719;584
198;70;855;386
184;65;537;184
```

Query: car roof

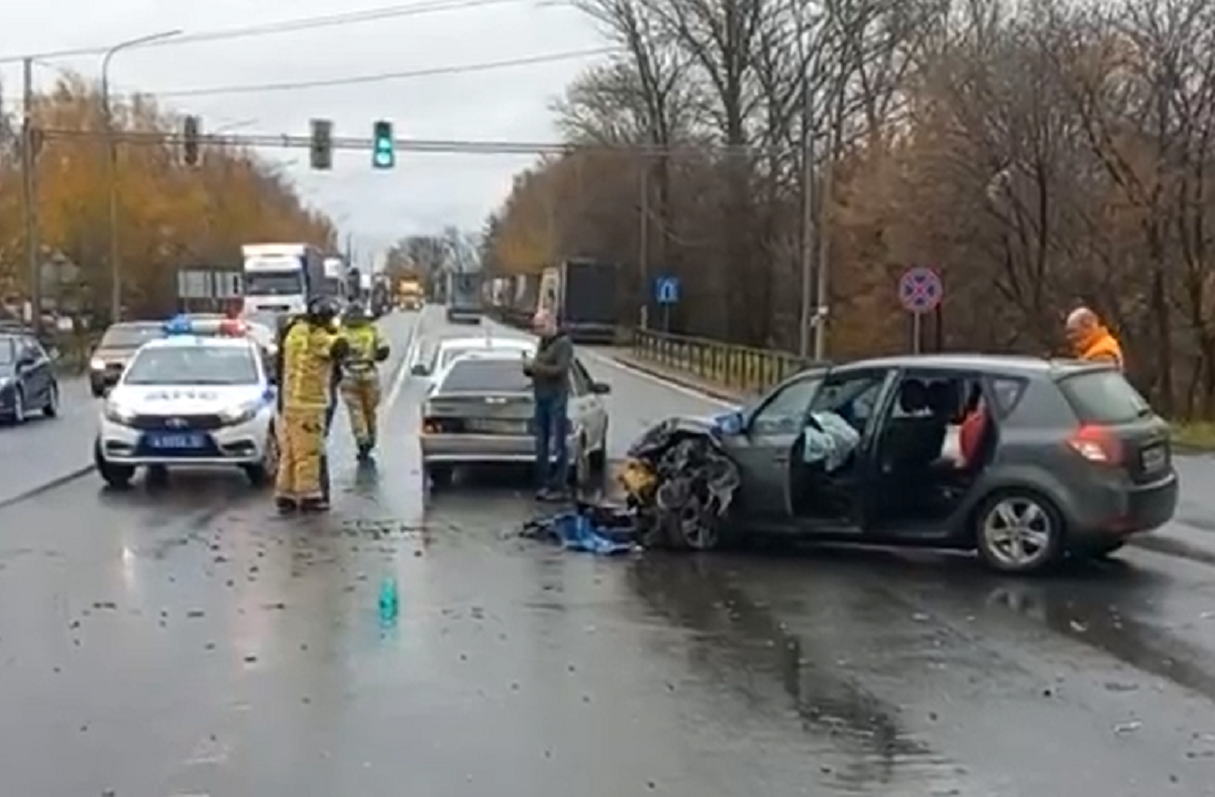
142;335;256;350
829;353;1110;379
436;335;533;349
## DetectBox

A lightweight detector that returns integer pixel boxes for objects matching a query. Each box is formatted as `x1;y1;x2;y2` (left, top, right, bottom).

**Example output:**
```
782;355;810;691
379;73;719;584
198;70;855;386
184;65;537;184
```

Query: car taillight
1067;424;1123;465
422;418;441;434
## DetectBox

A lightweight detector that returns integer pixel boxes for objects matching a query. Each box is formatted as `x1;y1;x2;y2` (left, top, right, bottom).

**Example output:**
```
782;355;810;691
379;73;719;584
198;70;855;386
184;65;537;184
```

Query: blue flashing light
164;314;193;335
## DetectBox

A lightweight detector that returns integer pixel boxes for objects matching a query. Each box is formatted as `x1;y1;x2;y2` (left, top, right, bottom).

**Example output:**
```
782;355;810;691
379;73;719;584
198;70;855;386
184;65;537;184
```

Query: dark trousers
534;393;569;489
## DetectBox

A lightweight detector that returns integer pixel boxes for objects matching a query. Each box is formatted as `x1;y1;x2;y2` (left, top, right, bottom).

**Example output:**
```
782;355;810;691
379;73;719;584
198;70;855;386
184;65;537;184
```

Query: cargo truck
445;272;484;324
539;259;619;343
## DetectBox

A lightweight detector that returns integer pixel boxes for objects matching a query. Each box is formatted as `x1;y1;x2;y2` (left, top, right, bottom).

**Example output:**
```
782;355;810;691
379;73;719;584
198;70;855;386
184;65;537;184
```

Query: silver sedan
419;350;610;487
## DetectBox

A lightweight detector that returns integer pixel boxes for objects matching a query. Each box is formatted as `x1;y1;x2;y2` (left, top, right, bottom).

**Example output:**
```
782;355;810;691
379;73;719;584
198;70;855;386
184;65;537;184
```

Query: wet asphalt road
1;309;1215;795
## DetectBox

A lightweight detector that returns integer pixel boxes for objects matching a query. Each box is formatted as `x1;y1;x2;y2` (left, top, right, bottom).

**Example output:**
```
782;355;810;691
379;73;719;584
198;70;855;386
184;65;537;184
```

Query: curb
0;464;95;511
607;354;751;405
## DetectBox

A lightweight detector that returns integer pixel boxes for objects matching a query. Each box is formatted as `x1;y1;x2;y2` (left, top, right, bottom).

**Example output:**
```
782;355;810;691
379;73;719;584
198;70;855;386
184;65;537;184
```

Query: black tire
427;465;453;490
9;388;26;425
43;382;59;418
244;427;279;488
94;439;134;489
973;488;1066;574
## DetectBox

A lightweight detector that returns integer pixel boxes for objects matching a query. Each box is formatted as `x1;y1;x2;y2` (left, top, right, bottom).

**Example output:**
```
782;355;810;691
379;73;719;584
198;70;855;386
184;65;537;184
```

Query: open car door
722;374;824;518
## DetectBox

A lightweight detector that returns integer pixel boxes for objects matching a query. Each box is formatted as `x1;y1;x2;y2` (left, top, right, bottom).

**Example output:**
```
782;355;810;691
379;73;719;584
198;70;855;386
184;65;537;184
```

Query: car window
987;377;1027;417
750;377;822;436
1057;369;1151;424
123;346;260;386
0;338;14;364
440;358;532;393
810;372;886;428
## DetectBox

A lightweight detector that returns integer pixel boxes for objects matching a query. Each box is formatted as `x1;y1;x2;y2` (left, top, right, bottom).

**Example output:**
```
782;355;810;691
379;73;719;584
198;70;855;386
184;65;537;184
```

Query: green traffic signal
372;120;394;169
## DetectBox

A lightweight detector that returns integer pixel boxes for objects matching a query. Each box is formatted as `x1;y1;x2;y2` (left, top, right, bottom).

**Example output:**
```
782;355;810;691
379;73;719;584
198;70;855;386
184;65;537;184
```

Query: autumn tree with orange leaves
0;75;335;320
485;0;1215;418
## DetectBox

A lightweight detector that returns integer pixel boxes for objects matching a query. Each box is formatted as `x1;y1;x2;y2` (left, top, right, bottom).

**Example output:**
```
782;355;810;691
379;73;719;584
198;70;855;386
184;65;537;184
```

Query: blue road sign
898;266;942;313
655;276;680;305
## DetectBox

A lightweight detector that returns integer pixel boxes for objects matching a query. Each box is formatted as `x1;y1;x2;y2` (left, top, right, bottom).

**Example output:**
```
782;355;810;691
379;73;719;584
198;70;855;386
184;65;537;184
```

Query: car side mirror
17;352;36;367
590;381;611;395
411;364;430;376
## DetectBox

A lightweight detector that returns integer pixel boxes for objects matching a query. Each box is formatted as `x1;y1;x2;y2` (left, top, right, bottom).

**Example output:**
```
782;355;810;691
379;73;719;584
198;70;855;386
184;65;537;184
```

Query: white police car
93;316;278;488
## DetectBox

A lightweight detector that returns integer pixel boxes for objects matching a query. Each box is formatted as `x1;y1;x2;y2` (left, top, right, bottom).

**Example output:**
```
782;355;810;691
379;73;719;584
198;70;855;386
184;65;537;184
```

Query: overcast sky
0;0;606;262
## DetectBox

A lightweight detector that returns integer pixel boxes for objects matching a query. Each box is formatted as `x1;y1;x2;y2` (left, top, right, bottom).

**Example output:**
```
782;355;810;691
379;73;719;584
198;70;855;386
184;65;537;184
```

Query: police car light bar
163;315;247;337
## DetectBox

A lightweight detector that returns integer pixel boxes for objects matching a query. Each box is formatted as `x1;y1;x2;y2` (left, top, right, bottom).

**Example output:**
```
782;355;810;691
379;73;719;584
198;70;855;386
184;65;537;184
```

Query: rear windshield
1057;369;1152;424
440;359;531;393
100;324;162;348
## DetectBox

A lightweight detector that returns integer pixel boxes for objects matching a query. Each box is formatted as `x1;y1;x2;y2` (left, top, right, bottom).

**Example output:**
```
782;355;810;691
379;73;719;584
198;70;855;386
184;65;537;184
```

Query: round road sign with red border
899;266;943;314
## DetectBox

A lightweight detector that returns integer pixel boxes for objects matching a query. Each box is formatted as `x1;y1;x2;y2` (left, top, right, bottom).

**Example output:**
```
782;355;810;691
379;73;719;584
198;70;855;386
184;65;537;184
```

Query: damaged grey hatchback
620;354;1179;575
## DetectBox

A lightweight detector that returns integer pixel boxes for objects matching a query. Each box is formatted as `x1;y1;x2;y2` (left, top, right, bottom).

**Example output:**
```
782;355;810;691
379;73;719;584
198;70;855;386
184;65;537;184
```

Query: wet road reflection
0;309;1213;795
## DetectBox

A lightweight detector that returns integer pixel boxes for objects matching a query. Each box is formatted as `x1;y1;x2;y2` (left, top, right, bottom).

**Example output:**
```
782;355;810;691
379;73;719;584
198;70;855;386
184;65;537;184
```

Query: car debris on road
618;417;741;550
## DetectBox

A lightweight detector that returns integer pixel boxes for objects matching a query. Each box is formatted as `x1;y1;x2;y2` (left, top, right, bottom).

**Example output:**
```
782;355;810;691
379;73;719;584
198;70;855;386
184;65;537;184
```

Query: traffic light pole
21;57;40;334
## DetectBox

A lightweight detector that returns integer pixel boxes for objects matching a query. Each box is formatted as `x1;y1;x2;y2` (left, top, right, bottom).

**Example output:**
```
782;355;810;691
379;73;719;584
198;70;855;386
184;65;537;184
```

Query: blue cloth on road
802;411;861;472
550;512;636;555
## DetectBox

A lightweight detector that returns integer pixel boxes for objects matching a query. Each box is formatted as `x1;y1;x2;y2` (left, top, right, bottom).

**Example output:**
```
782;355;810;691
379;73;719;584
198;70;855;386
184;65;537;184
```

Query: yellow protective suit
340;321;389;453
275;317;345;502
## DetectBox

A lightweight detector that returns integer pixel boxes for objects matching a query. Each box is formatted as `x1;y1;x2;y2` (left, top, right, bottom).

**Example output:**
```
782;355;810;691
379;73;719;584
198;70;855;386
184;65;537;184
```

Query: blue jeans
533;393;569;489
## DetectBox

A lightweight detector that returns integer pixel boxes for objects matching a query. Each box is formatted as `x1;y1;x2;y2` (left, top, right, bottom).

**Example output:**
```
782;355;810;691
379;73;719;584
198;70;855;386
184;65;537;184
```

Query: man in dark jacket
523;309;574;500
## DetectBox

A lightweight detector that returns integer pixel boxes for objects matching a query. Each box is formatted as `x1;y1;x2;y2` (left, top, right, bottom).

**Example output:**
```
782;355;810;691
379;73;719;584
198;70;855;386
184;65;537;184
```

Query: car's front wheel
974;489;1065;574
94;439;134;489
8;388;25;424
244;427;279;487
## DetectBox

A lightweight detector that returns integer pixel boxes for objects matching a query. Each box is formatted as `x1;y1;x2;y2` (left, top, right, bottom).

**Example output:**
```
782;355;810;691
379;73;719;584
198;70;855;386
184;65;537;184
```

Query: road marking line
383;313;421;412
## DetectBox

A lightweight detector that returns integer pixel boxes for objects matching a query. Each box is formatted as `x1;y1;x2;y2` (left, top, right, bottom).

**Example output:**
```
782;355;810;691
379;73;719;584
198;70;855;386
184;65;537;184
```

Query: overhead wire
154;48;618;98
0;0;532;65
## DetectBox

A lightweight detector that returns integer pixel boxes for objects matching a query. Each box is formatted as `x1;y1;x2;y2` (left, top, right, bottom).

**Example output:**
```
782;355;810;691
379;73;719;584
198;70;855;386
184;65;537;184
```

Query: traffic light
310;118;333;170
372;120;394;169
182;115;200;167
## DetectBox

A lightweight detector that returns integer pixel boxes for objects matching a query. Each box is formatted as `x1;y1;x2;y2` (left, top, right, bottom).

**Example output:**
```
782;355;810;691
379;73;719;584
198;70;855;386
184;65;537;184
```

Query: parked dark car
0;332;60;423
88;321;164;397
623;354;1178;574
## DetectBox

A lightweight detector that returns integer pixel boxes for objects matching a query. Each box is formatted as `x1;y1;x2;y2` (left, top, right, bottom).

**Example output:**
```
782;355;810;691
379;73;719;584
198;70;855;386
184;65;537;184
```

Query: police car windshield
123;346;259;386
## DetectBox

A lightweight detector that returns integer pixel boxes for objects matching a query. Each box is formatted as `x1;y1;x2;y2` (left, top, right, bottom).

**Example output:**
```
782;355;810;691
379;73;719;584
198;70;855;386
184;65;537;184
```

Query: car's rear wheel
94;439;134;489
974;489;1065;574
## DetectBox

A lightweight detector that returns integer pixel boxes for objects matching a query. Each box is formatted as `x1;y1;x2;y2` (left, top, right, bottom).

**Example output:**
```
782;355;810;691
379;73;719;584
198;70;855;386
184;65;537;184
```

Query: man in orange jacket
1065;306;1124;369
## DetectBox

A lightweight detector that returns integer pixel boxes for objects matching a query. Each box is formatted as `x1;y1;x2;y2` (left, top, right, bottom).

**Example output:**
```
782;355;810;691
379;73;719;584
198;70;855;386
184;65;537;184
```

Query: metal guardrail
629;328;816;394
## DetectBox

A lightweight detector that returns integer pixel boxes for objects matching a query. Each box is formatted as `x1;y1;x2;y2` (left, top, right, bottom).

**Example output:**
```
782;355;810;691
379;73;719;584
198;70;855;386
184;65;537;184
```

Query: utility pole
638;162;650;329
21;57;40;335
102;30;182;322
798;74;815;359
814;89;841;362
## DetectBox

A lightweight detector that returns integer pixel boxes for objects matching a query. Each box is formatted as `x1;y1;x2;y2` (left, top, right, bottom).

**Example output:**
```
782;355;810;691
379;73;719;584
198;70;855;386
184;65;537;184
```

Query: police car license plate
147;432;205;450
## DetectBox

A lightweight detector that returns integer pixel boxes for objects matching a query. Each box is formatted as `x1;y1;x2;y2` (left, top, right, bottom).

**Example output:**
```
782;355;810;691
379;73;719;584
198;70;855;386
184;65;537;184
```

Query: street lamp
103;29;182;321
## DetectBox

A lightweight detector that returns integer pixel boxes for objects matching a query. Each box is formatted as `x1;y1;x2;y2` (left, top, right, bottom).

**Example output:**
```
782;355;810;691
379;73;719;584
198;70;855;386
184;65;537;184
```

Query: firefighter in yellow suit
274;297;349;513
339;301;390;460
